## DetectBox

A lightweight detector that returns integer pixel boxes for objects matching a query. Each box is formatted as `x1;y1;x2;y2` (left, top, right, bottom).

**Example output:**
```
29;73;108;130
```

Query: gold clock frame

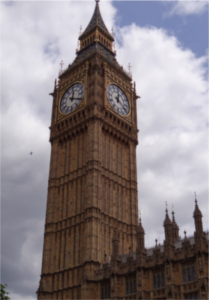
57;80;85;121
106;81;131;120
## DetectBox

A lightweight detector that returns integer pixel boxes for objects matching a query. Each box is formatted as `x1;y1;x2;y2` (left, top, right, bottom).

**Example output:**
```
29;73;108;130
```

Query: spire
136;211;145;254
138;211;145;233
171;205;179;240
193;192;204;234
193;192;203;218
163;203;172;226
79;0;114;41
171;205;178;228
163;203;173;244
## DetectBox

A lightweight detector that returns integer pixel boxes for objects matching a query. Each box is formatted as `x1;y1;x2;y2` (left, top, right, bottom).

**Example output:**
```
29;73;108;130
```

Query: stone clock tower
37;1;140;299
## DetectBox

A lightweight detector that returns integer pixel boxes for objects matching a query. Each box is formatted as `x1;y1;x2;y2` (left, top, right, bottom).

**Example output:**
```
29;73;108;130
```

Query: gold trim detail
57;81;85;121
106;81;131;121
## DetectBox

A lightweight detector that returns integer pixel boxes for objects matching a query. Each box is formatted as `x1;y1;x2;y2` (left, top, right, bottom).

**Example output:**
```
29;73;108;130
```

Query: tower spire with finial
171;203;179;240
193;191;203;233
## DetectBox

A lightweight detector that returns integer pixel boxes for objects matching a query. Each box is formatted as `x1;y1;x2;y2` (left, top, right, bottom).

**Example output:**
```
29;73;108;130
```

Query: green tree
0;284;10;300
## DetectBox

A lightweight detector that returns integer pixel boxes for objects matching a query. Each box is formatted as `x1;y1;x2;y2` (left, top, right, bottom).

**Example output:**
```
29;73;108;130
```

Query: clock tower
37;1;139;299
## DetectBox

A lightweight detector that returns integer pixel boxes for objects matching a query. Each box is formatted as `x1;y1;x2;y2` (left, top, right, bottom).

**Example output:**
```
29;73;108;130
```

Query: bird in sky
29;152;33;155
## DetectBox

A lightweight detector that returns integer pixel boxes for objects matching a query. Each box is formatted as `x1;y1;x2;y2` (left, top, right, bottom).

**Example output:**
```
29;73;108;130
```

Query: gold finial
139;210;142;224
128;63;132;73
60;60;64;71
194;191;197;205
79;25;82;36
128;63;132;77
59;60;64;76
111;26;114;36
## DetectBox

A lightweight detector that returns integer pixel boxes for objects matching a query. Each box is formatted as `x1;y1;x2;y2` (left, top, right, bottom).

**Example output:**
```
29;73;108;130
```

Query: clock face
107;84;130;116
60;83;84;114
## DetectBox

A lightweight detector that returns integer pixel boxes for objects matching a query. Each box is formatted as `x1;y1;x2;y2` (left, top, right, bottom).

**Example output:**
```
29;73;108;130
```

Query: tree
0;284;10;300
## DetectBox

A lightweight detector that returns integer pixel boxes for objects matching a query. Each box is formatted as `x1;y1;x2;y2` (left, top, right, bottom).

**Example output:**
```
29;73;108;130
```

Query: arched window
126;281;129;295
134;279;136;293
153;275;157;289
157;274;161;288
161;274;165;287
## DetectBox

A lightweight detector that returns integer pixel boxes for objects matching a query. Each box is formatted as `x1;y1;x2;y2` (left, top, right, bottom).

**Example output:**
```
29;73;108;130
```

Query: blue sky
1;1;208;299
114;1;208;59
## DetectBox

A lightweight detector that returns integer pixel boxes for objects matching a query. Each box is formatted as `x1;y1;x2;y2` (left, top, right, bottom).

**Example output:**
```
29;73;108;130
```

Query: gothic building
37;1;208;299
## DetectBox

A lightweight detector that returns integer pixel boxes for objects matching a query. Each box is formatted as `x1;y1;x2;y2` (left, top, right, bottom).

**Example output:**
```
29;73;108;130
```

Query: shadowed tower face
37;1;139;299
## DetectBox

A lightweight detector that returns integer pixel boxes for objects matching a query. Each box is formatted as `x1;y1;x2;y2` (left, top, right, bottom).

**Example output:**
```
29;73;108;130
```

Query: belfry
37;2;208;299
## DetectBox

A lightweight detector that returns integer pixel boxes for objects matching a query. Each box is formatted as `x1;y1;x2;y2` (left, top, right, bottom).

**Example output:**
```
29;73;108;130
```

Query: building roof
79;1;114;41
120;232;209;261
193;199;203;218
163;208;172;226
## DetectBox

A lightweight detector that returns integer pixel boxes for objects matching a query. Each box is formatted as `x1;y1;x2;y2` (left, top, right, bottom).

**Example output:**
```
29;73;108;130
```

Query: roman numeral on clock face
60;83;84;114
107;84;130;116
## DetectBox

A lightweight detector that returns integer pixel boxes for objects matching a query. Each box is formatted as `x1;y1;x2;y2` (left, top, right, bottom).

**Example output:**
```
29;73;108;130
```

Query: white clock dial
60;83;84;114
107;84;130;116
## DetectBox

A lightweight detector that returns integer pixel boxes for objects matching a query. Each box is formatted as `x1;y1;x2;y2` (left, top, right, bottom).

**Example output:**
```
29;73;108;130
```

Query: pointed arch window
183;263;196;283
126;277;136;295
101;281;111;299
153;270;165;290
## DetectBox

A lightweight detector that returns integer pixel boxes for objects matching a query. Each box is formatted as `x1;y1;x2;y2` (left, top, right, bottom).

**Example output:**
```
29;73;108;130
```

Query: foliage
0;284;10;300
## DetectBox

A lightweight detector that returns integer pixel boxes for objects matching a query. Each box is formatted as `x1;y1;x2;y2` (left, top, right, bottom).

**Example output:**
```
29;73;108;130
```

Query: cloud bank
167;0;208;16
1;1;208;299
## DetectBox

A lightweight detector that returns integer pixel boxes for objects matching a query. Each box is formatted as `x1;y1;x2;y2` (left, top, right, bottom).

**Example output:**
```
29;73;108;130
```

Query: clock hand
116;94;123;107
70;97;81;101
70;91;75;101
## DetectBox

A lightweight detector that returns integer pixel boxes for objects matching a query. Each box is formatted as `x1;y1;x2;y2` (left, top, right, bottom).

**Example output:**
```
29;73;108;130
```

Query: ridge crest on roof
79;1;113;40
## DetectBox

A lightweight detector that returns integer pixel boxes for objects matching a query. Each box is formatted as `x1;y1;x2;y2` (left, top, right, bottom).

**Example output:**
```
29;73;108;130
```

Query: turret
78;0;114;52
172;209;179;241
193;193;203;234
163;206;173;244
136;213;145;253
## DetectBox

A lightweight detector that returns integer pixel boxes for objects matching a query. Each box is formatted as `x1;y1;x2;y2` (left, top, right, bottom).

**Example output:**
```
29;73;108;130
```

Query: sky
1;0;208;299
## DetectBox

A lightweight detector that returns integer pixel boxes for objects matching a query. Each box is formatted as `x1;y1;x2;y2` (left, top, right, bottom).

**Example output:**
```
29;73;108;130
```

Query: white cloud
1;1;208;299
167;0;208;16
115;23;208;244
